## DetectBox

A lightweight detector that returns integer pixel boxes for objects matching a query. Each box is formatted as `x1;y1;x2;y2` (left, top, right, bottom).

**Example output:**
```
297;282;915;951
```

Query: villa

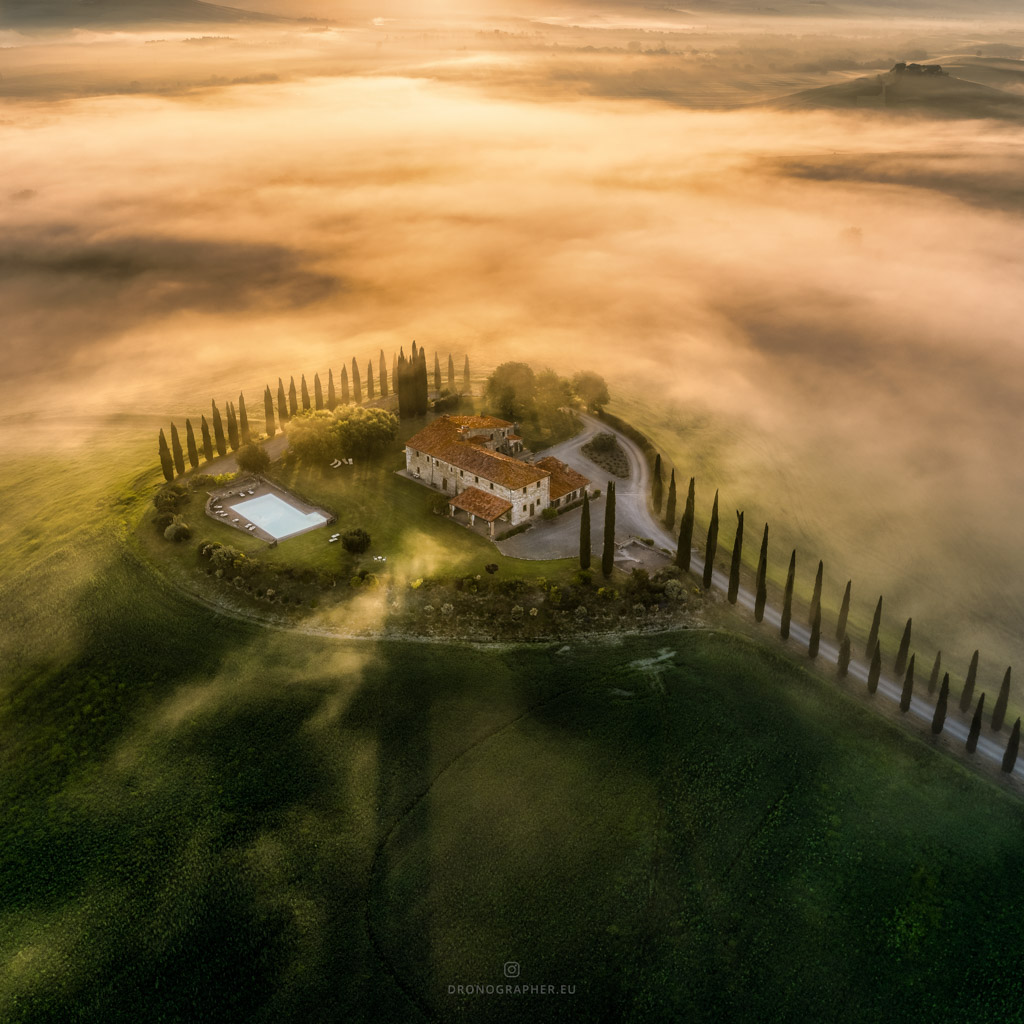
404;415;590;535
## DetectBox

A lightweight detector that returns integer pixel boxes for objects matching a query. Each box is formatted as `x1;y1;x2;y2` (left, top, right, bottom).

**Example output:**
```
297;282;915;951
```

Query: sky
2;3;1024;682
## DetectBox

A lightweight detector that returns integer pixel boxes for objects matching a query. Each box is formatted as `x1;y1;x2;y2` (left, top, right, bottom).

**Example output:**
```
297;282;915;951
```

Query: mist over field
2;2;1023;683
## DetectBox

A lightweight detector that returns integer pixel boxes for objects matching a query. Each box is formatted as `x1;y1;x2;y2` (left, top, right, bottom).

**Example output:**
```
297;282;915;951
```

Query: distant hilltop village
889;62;946;77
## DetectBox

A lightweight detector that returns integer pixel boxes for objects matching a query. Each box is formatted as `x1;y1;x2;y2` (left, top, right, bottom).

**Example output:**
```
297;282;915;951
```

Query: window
475;476;479;483
490;483;494;490
522;505;527;512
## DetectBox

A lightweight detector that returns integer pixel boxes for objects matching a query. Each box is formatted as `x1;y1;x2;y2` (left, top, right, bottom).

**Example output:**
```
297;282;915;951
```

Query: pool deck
204;476;334;544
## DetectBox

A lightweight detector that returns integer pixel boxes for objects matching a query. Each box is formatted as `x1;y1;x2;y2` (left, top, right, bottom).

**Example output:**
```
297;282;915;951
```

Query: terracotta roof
448;415;511;430
406;417;548;489
535;456;590;501
450;487;513;522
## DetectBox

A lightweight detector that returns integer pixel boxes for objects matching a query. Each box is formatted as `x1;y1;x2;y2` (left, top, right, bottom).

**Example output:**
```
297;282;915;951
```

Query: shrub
163;517;191;542
485;563;499;574
496;522;532;541
153;510;175;532
591;432;617;454
541;507;558;521
574;569;594;588
429;494;451;515
664;579;686;602
592;488;601;498
511;605;525;621
341;528;371;554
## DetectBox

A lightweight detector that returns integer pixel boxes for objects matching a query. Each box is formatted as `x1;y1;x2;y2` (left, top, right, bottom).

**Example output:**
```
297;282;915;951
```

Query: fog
2;6;1024;685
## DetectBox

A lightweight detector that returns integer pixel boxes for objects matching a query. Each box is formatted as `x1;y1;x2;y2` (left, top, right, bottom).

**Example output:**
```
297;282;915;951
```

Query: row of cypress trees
158;349;473;479
649;458;1021;774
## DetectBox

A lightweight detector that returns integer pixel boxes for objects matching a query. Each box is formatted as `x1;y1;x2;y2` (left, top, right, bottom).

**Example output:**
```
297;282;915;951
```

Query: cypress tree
894;618;912;676
809;603;821;660
664;470;677;530
927;651;942;695
966;693;985;754
170;423;185;475
867;642;881;694
780;550;796;640
185;419;199;470
327;370;337;410
370;360;378;400
341;366;350;405
396;352;408;418
838;635;851;678
463;354;471;393
380;350;389;398
809;560;823;627
866;596;883;657
239;393;250;444
992;667;1012;732
300;375;310;412
314;373;324;410
652;454;664;514
288;377;298;417
352;358;362;403
727;510;743;604
601;480;616;577
959;650;980;712
277;378;288;422
899;653;915;713
447;353;455;391
417;347;429;414
200;415;213;462
263;387;276;439
931;673;950;734
158;429;174;482
434;351;441;392
212;400;226;456
226;401;239;451
1001;718;1021;773
836;580;851;641
702;490;719;590
393;353;399;397
675;477;694;572
754;522;768;623
579;491;591;570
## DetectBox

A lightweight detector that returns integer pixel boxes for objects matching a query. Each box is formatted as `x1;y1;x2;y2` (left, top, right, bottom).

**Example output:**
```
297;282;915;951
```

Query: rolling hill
1;0;281;27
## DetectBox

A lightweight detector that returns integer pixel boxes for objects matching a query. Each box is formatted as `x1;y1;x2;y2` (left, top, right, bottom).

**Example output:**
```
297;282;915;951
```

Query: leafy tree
579;490;591;570
1001;718;1021;773
447;353;455;391
341;365;350;405
931;673;950;734
237;442;270;476
651;453;663;514
301;375;311;412
212;400;227;456
333;406;399;457
927;651;942;695
809;603;821;659
264;386;276;439
535;369;572;414
900;653;915;713
277;378;288;422
992;667;1012;732
200;415;213;462
486;362;536;420
960;650;980;712
314;373;324;410
352;358;362;404
170;423;185;475
185;419;199;470
434;351;442;392
754;523;769;622
239;392;251;444
571;371;610;412
868;642;881;694
675;477;695;572
838;635;851;677
780;549;796;640
288;377;298;417
702;490;719;590
665;470;677;531
835;580;851;641
158;429;174;482
226;401;239;451
966;693;986;754
328;370;337;410
728;510;744;604
809;560;823;627
285;410;335;463
463;354;471;393
602;480;616;577
895;618;912;676
866;596;883;657
342;527;371;554
380;350;389;398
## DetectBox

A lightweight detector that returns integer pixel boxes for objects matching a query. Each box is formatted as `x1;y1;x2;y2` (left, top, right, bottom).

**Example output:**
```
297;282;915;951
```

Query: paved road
510;412;1024;781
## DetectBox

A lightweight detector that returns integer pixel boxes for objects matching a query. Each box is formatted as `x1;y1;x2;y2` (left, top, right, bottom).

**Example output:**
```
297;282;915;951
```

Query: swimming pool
231;493;328;540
